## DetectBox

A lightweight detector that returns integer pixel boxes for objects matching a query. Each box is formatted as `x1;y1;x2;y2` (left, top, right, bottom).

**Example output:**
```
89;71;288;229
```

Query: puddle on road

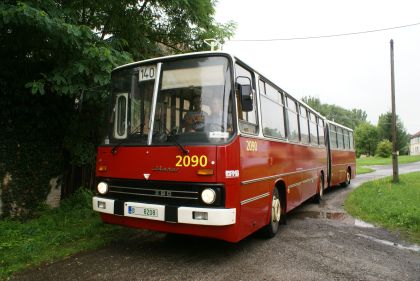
293;210;347;221
293;210;377;229
293;208;420;253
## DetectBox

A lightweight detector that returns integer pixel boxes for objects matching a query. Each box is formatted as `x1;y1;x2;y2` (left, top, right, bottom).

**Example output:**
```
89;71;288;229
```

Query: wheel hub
272;196;281;222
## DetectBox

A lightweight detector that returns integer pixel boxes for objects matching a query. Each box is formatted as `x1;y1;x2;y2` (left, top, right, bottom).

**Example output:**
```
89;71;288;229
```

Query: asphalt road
12;163;420;281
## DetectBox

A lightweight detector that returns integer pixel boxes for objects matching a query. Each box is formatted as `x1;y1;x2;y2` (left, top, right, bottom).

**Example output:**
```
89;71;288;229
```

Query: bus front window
108;56;234;146
154;56;234;144
109;68;154;145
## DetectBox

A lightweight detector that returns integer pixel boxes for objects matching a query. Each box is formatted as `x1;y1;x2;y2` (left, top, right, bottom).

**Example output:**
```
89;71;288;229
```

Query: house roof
411;131;420;138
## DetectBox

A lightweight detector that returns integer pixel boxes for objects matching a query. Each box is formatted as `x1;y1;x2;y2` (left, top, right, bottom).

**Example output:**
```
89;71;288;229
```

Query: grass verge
0;189;136;279
356;166;375;174
345;172;420;244
356;155;420;166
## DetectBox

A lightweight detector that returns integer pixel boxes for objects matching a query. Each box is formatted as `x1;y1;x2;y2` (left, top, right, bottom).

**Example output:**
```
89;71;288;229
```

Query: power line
229;21;420;42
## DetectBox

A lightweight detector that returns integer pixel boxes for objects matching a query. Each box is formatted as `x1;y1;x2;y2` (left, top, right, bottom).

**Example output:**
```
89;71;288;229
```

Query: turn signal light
197;169;214;176
98;165;108;172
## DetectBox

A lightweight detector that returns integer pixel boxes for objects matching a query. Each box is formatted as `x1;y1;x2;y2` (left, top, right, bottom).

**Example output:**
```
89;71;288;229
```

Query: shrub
376;139;392;158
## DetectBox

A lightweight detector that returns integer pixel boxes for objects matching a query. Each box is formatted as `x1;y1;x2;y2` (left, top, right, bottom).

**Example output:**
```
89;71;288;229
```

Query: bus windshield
108;56;234;146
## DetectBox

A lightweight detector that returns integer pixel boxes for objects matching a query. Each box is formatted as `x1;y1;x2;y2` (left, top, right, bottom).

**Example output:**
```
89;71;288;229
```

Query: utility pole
390;39;399;183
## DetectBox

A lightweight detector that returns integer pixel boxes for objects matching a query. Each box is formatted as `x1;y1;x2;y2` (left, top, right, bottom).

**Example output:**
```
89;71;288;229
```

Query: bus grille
109;185;198;200
97;178;224;207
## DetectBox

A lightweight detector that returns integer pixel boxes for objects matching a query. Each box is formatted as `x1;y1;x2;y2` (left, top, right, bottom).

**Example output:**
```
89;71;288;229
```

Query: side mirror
236;77;253;112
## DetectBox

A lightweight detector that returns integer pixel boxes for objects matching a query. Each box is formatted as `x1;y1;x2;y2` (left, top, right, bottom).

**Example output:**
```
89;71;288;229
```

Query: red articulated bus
93;52;356;242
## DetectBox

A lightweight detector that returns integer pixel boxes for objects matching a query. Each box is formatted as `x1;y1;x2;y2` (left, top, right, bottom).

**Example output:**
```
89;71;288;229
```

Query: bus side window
309;112;317;145
343;130;349;149
337;127;344;149
260;80;286;139
317;118;325;146
235;64;258;135
299;105;310;144
330;125;338;149
285;96;299;142
349;131;354;150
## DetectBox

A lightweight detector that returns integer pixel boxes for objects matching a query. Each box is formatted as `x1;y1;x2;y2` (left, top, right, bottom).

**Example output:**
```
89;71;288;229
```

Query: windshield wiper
167;128;189;155
111;123;145;154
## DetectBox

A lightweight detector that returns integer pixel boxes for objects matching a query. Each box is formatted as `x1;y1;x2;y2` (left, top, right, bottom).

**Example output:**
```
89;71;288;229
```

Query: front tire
260;188;281;238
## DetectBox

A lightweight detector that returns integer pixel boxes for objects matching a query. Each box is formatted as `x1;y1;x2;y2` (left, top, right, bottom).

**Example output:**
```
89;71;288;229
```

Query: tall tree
0;0;235;217
354;122;379;156
377;112;409;155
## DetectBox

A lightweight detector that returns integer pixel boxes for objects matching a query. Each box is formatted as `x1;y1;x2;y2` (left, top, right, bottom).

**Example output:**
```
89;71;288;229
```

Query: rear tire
313;174;325;204
341;169;351;187
260;188;281;238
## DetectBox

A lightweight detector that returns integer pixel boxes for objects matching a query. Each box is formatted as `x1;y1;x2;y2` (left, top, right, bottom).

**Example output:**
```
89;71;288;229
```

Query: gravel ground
12;163;420;281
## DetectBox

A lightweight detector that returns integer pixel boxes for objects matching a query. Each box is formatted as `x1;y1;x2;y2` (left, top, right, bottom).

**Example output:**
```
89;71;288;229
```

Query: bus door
325;124;332;187
236;63;270;234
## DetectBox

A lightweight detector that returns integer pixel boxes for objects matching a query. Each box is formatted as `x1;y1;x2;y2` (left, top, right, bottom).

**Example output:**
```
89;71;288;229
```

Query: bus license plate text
128;206;158;217
141;207;158;217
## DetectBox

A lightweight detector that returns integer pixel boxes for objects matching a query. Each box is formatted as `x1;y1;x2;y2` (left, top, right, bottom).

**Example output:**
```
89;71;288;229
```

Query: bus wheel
313;174;324;204
261;188;281;238
341;169;351;187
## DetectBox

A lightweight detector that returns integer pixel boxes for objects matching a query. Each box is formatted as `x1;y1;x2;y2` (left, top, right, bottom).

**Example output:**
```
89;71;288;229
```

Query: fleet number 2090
246;140;258;151
175;155;208;167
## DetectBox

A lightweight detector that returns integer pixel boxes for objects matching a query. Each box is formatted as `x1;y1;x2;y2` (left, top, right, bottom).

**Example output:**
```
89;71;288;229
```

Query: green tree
354;122;379;156
377;112;409;155
302;96;367;129
0;0;235;218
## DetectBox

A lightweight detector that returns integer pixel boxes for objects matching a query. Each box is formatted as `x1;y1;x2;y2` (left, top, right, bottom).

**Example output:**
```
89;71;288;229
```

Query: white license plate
127;206;158;217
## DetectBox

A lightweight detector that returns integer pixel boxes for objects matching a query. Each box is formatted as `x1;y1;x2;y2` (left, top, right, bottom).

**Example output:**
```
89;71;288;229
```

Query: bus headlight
97;182;109;195
201;188;216;204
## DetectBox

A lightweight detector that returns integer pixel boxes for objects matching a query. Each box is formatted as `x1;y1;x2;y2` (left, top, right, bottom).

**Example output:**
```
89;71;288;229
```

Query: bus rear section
326;121;356;187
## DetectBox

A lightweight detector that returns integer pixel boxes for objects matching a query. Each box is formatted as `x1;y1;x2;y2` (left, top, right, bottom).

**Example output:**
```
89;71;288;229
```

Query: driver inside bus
206;98;232;132
182;95;207;132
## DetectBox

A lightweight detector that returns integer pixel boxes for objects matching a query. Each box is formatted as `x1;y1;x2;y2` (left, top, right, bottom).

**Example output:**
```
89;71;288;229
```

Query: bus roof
113;51;335;125
113;51;236;72
326;120;354;132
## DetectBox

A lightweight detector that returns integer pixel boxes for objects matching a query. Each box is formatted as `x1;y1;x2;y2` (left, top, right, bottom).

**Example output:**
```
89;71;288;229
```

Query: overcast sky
215;0;420;134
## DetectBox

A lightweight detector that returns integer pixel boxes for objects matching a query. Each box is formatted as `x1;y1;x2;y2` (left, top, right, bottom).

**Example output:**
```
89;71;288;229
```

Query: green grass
356;155;420;166
356;166;375;174
345;172;420;244
0;189;136;279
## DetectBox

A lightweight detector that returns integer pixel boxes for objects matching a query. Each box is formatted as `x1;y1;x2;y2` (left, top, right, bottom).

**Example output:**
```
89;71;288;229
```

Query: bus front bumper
92;196;236;226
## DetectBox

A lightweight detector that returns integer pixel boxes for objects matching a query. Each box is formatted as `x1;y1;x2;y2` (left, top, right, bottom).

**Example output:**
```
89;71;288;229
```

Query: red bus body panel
330;149;356;186
96;137;244;242
95;134;333;242
237;137;327;237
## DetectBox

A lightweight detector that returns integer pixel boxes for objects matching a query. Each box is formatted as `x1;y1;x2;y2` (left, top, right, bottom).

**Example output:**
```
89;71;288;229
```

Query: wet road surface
12;163;420;281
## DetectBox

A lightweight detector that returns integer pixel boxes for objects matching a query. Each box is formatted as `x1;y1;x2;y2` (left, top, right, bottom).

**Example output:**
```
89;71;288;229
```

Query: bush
376;139;392;158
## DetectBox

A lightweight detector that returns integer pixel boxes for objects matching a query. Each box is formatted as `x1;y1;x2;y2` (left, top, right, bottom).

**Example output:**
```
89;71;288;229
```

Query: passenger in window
182;95;207;132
